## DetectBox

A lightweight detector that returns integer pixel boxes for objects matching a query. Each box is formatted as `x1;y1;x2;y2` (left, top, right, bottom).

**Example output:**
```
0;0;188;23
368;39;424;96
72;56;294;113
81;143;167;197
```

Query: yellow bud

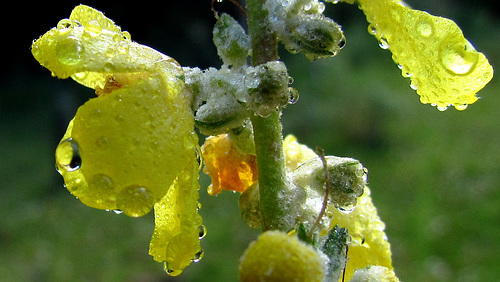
239;231;325;282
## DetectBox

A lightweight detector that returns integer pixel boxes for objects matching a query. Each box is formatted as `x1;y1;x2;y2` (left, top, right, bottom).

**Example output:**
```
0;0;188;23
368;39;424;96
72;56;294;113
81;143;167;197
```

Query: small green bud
213;13;249;68
288;16;346;60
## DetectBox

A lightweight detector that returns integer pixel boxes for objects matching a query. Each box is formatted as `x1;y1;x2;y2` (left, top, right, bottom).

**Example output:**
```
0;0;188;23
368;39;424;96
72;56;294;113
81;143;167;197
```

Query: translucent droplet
121;31;131;40
454;104;468;111
378;37;389;49
56;36;85;65
57;19;73;30
367;24;377;35
88;173;116;203
112;209;123;214
198;225;207;239
116;41;129;55
409;83;418;90
164;262;183;276
338;204;356;214
116;185;154;217
416;19;434;37
55;138;82;171
192;250;204;263
436;105;448;111
288;87;299;104
83;20;102;37
439;39;479;75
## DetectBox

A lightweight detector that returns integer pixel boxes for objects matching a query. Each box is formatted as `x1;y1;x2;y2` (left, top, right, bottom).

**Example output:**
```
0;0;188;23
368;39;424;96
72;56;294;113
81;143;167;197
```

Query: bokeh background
1;0;498;281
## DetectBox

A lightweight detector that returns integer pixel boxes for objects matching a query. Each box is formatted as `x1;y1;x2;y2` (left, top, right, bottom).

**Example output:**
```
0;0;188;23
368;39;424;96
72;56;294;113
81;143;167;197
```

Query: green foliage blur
1;0;498;281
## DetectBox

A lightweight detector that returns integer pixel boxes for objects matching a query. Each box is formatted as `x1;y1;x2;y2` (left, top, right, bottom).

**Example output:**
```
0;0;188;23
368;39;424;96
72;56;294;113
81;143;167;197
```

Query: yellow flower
33;5;195;217
33;5;203;275
239;231;326;282
201;134;258;195
350;0;493;110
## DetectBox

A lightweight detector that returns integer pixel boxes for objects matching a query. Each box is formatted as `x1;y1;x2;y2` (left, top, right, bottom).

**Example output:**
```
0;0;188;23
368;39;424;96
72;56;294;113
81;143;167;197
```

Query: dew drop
55;138;82;172
83;20;102;37
192;250;204;263
56;36;85;66
113;209;123;214
198;225;207;239
367;24;377;35
436;105;448;111
116;41;130;55
378;37;389;49
116;185;154;217
416;19;434;37
454;104;468;111
57;19;73;30
439;39;479;75
409;83;418;90
164;262;183;276
88;174;116;203
288;87;299;104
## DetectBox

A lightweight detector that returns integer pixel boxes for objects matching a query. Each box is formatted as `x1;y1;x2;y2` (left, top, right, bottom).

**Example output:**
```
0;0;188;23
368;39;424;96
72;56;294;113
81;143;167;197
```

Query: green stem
247;0;288;231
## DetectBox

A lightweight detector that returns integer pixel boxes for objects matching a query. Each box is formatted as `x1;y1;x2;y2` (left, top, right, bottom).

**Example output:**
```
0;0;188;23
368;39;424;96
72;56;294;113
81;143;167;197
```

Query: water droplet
56;36;85;65
440;39;479;75
83;20;102;38
454;104;468;111
192;250;204;263
164;262;183;276
198;225;207;239
416;19;434;37
55;138;82;171
367;24;377;35
338;35;346;49
116;41;129;55
116;185;154;217
436;105;448;111
378;37;389;49
409;83;418;90
57;19;73;30
288;87;299;104
112;209;123;214
338;203;356;214
121;31;131;40
88;174;115;202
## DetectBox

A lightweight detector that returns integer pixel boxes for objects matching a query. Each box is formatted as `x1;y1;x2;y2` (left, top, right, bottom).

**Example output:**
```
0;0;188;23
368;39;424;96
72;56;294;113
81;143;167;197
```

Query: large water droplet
56;36;85;65
440;39;479;75
116;185;154;217
56;138;82;171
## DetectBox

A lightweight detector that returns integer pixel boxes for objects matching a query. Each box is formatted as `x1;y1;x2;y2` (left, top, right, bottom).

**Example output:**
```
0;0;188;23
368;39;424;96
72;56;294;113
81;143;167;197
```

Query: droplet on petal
55;138;82;172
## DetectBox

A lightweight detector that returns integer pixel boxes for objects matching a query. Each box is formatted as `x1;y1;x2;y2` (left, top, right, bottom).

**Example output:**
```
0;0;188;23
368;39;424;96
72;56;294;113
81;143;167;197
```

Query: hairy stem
247;0;288;231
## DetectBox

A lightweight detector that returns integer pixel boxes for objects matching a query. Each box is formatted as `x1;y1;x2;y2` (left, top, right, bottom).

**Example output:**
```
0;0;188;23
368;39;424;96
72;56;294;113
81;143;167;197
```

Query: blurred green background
1;0;498;281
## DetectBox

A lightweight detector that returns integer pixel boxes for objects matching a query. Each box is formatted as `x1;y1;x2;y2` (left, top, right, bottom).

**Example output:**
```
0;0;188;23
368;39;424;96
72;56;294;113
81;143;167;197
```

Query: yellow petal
283;134;318;172
358;0;493;110
31;5;183;92
148;156;204;276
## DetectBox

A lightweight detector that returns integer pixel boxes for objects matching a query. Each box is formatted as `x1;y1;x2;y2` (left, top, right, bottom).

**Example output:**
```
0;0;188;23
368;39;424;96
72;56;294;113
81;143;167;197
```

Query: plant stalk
247;0;289;231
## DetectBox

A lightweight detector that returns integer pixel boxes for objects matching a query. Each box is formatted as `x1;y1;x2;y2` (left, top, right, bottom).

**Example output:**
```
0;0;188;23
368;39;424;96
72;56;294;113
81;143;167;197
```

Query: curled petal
201;134;258;195
149;156;204;275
